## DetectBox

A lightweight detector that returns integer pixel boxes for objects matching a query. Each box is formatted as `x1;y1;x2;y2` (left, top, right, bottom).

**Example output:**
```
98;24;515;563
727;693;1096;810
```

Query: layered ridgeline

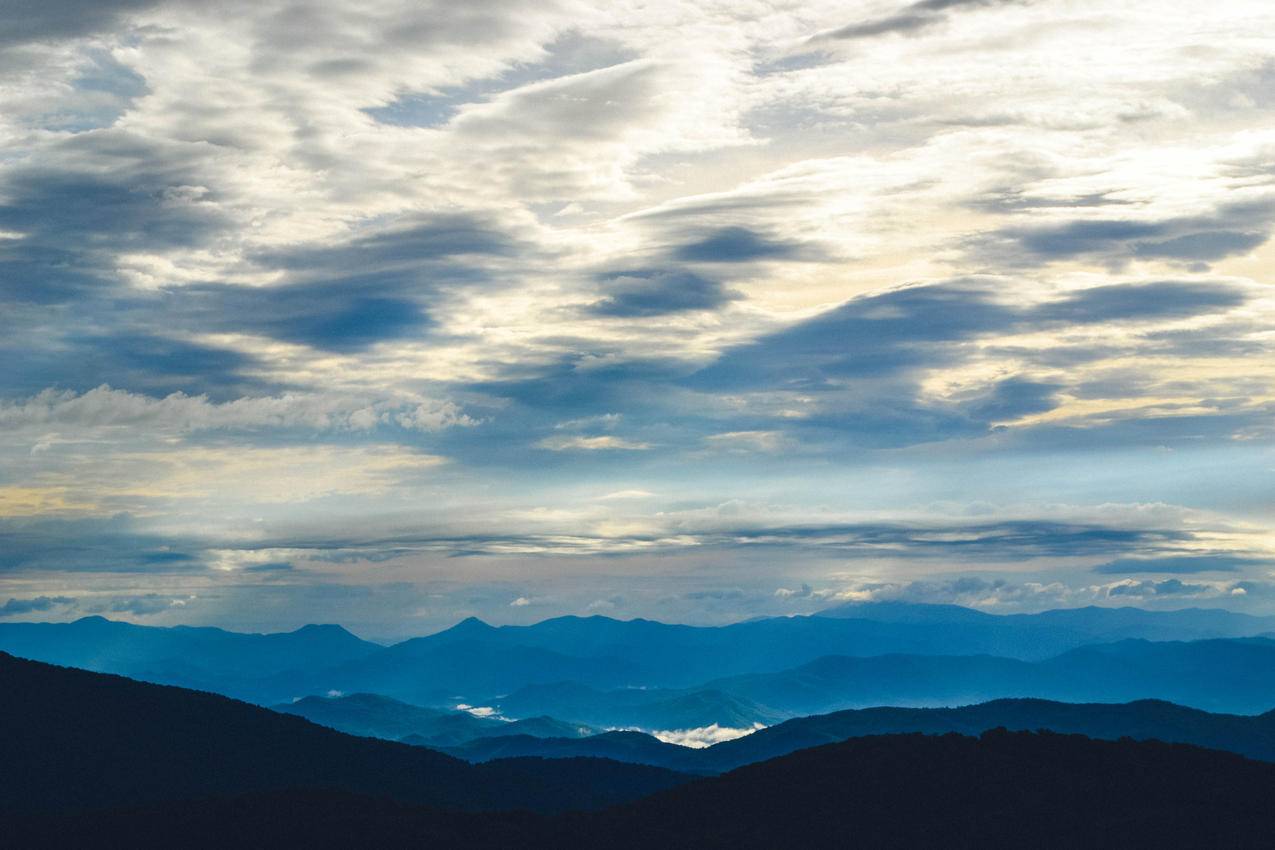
274;692;595;747
5;603;1275;724
435;697;1275;774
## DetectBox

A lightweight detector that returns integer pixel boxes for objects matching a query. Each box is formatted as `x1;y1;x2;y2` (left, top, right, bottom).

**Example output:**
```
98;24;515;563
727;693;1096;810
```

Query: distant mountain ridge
500;636;1275;725
6;602;1275;714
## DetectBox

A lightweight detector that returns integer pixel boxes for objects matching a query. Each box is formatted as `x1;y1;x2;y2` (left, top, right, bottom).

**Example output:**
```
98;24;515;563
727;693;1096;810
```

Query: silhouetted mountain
274;691;595;746
438;730;704;772
13;731;1275;848
0;652;688;816
696;696;1275;772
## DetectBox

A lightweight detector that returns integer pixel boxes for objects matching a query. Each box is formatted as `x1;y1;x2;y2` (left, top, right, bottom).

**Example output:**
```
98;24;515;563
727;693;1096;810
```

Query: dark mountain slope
13;731;1275;849
438;731;703;772
0;652;688;815
588;730;1275;849
697;696;1275;772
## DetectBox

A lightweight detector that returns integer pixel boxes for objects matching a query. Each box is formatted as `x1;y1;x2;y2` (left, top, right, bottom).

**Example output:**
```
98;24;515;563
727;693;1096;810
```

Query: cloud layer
1;0;1273;631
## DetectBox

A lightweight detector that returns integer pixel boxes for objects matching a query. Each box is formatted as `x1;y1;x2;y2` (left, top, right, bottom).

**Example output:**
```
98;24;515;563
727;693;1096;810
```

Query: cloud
590;269;740;317
1033;280;1251;324
0;134;232;305
1106;578;1211;598
650;723;765;748
87;593;193;616
978;201;1275;269
0;595;75;617
0;386;476;435
820;0;1030;42
672;227;807;264
0;0;160;48
536;435;652;451
1093;555;1272;575
172;214;519;352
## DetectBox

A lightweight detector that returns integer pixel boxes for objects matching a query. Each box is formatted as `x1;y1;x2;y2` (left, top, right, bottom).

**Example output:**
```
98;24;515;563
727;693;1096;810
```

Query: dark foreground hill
12;731;1275;849
0;652;687;815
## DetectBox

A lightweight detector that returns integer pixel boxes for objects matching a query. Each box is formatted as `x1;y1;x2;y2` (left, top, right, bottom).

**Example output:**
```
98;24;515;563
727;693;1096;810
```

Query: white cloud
0;386;476;435
651;723;766;748
536;435;652;451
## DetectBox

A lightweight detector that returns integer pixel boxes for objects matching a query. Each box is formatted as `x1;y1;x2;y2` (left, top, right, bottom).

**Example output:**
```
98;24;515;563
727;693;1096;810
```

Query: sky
1;0;1273;638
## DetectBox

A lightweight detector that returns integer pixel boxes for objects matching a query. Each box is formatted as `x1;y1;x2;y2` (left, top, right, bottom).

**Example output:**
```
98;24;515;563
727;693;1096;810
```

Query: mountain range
8;638;1275;848
5;602;1275;715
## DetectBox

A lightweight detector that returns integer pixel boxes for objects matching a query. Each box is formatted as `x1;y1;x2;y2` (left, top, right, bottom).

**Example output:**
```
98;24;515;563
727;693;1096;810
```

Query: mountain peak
440;616;496;636
290;623;356;638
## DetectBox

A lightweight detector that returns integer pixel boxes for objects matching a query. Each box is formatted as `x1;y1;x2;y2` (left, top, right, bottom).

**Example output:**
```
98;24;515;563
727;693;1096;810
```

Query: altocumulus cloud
1;0;1274;629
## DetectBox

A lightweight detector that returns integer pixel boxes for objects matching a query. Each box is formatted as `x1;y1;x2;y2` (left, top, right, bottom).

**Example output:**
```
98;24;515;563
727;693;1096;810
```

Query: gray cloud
976;200;1275;269
1107;577;1211;597
671;226;812;264
1094;555;1272;575
822;0;1029;41
0;0;157;47
0;595;75;617
0;132;231;305
87;593;189;616
590;269;740;317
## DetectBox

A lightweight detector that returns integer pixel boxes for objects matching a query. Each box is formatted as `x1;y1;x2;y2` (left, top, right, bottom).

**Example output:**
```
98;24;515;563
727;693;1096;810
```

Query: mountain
497;637;1275;728
0;652;689;816
288;636;647;707
8;603;1275;708
706;636;1275;717
274;692;596;746
497;682;786;730
13;731;1275;848
0;616;381;700
438;730;703;772
440;697;1275;774
695;696;1275;773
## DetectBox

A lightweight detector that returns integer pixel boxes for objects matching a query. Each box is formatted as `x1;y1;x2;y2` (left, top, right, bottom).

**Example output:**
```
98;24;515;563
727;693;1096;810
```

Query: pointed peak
431;616;496;638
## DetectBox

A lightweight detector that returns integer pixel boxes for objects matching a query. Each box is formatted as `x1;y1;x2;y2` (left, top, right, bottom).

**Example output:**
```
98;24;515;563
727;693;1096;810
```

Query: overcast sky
1;0;1273;637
